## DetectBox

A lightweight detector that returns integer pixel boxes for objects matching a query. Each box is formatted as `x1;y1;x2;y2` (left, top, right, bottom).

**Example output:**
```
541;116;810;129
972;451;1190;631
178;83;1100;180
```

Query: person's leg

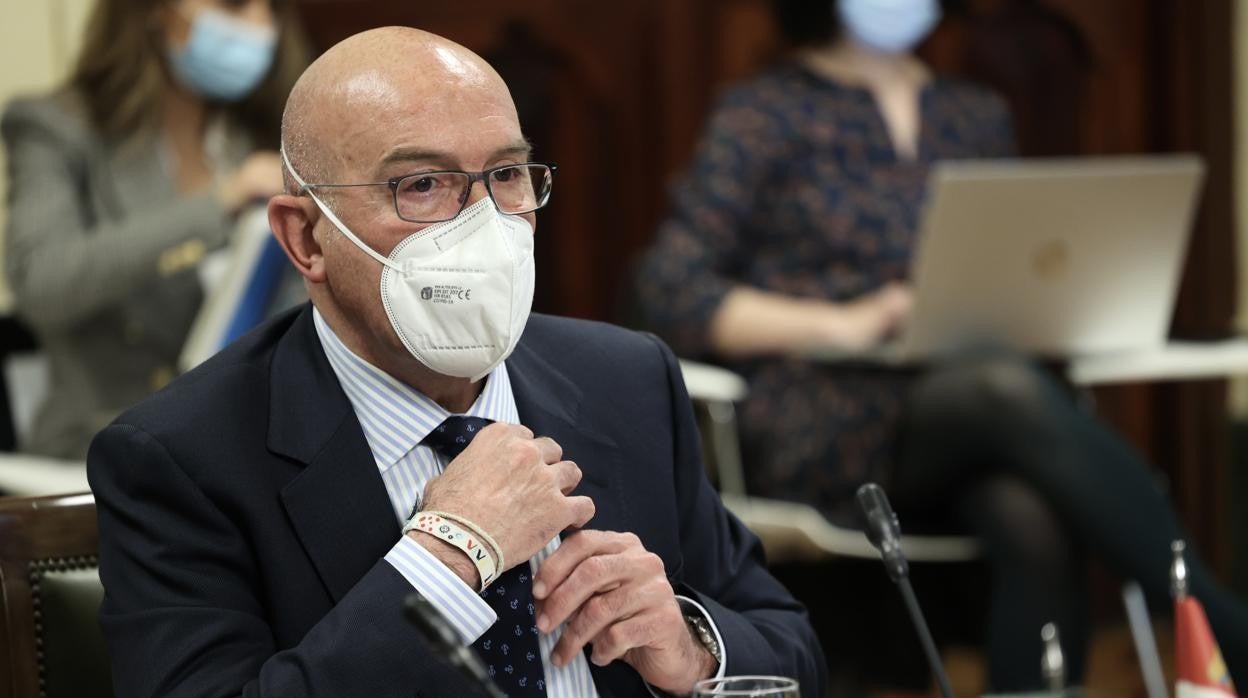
893;380;1089;689
894;356;1248;686
961;477;1089;689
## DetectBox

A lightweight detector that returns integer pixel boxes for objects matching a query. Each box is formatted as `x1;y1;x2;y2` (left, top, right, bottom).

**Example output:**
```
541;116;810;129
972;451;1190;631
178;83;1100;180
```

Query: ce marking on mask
420;285;473;304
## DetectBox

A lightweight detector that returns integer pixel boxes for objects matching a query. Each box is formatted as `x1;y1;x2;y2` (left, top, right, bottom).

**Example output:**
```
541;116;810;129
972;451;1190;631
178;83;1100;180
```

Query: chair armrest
678;360;748;404
721;495;981;565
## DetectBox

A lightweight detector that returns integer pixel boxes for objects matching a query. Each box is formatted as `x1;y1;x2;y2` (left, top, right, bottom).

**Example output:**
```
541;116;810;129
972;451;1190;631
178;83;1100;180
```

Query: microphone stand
896;577;950;698
856;483;954;698
404;591;506;698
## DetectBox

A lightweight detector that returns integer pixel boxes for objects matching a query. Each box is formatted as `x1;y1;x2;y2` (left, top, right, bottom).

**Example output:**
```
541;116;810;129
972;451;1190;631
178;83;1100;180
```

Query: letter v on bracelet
403;510;503;592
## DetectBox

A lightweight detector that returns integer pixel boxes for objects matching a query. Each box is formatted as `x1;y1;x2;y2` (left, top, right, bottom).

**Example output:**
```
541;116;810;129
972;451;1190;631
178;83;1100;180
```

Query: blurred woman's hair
69;0;311;147
769;0;841;47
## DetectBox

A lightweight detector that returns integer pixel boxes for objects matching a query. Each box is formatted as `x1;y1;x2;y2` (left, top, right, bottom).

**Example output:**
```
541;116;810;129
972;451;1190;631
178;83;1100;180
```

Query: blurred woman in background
2;0;309;458
638;0;1248;690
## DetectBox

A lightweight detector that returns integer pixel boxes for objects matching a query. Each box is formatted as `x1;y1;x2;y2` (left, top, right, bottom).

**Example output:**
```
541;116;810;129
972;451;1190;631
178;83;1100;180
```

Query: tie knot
422;416;494;460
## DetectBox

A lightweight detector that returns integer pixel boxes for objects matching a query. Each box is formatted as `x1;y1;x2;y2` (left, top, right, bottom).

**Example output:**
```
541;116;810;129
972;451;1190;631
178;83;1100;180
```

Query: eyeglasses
294;162;556;224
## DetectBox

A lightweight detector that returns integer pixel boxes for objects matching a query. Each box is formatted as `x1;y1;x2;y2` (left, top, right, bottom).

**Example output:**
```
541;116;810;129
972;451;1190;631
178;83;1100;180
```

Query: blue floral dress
638;61;1016;522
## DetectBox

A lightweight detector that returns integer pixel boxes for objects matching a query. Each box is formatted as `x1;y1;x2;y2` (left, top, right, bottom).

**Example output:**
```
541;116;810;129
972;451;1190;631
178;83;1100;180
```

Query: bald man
88;27;824;697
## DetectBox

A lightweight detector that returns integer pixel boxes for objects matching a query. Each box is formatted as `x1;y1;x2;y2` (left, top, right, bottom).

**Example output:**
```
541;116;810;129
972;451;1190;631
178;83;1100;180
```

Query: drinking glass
692;675;800;697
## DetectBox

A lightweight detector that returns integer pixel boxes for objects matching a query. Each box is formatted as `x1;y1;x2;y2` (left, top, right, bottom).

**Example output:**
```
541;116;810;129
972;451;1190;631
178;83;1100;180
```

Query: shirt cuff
645;595;727;697
385;534;497;644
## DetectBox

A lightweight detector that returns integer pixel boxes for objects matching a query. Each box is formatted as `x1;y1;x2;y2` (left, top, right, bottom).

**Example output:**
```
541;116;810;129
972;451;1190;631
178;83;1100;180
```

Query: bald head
267;27;539;395
281;27;518;189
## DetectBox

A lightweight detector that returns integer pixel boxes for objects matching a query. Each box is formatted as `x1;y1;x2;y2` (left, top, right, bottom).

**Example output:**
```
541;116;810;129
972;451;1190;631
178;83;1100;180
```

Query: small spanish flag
1174;541;1237;698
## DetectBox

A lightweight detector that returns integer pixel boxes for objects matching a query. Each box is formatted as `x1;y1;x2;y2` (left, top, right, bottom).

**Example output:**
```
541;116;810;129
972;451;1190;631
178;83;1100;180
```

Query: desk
1068;338;1248;386
808;338;1248;385
0;453;87;497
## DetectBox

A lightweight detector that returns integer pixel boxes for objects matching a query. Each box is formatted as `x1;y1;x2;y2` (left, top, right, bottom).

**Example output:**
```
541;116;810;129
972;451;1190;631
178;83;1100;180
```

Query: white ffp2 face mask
283;150;535;381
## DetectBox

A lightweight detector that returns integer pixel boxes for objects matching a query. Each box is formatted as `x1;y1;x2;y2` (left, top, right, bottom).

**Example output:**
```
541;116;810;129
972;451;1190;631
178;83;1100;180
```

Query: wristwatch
683;609;723;665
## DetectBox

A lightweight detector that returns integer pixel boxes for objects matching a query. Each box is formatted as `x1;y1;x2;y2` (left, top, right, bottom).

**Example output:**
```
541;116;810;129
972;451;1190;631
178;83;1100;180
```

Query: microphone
856;483;953;698
404;592;506;698
856;482;908;582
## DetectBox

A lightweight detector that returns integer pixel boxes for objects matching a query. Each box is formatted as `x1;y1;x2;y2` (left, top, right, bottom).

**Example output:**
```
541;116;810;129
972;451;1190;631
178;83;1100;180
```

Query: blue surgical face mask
837;0;942;54
167;7;277;102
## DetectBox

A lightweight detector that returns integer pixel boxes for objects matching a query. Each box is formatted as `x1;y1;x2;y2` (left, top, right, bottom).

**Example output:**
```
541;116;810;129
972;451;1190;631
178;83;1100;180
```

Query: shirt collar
311;307;519;471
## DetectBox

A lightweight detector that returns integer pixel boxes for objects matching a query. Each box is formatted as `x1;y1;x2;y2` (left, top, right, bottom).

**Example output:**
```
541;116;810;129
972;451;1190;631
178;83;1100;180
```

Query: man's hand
533;530;718;695
418;423;595;581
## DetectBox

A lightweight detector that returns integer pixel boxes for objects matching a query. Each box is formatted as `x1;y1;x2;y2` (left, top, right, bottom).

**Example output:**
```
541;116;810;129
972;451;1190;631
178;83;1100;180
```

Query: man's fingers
566;495;596;530
551;580;663;666
533;436;563;464
587;609;664;667
533;530;629;600
554;460;582;494
537;552;632;633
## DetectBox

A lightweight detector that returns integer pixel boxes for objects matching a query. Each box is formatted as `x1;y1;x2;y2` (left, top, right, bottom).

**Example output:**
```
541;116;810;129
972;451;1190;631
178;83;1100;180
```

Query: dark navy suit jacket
88;305;826;697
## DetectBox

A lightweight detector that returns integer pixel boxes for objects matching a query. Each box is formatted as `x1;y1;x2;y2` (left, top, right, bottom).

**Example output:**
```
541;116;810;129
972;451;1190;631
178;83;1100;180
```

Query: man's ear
268;194;327;283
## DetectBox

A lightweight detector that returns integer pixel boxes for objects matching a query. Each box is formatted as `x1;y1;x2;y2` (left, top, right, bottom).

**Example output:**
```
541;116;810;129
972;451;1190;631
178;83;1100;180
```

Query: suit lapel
505;340;626;533
269;306;400;602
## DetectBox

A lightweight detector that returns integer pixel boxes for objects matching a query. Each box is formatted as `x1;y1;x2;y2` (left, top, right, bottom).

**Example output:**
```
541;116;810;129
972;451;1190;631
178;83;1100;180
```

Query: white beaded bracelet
403;511;500;592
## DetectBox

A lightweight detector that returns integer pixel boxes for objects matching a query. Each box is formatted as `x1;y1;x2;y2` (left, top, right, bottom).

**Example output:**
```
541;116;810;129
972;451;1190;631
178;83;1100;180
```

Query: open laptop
816;155;1206;364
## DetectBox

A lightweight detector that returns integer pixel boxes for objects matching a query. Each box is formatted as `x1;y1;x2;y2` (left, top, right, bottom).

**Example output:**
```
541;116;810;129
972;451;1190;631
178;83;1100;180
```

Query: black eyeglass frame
295;162;558;224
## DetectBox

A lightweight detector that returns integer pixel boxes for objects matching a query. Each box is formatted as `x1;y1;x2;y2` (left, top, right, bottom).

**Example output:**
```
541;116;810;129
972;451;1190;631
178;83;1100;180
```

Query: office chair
677;359;980;564
0;492;111;698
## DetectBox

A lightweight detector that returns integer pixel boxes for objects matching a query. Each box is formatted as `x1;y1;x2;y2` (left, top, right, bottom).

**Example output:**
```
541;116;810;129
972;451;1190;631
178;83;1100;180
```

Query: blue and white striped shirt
313;308;599;697
313;309;725;695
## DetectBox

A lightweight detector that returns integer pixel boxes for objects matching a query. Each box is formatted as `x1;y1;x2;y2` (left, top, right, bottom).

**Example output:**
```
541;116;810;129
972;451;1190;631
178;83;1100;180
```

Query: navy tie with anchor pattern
421;416;548;696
